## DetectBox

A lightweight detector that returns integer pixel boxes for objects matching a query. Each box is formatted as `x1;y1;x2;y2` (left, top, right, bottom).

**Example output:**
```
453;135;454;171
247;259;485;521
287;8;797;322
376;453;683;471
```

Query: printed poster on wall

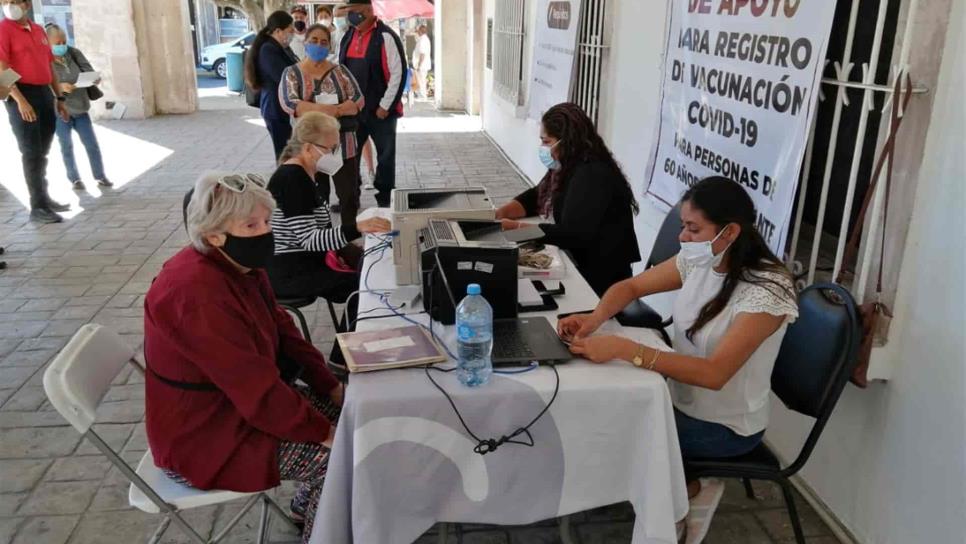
645;0;836;255
528;0;582;120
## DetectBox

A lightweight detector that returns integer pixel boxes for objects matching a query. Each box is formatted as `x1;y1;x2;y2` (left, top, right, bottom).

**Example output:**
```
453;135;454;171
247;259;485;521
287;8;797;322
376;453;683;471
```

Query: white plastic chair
43;324;300;544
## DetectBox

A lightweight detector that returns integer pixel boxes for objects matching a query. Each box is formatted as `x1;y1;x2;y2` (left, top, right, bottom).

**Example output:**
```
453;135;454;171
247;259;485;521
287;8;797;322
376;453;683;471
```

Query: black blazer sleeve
259;42;291;91
513;183;541;216
537;163;615;250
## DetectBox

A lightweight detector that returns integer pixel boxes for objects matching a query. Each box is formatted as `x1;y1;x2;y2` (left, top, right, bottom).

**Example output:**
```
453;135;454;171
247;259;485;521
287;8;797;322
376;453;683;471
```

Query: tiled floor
0;76;842;544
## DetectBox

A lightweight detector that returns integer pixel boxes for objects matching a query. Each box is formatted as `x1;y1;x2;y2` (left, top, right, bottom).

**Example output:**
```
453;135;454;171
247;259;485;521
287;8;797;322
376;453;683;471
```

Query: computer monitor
391;187;496;285
419;219;519;324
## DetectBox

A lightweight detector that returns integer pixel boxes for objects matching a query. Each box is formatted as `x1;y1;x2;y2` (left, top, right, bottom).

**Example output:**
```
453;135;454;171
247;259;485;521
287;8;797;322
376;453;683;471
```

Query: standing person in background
315;5;340;61
0;0;72;224
46;24;112;191
289;5;308;60
338;0;407;208
279;23;365;225
411;25;431;101
244;10;298;161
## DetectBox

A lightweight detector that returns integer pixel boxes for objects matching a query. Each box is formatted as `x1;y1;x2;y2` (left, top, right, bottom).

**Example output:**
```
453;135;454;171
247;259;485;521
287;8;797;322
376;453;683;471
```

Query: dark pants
265;117;293;161
4;84;56;210
56;113;106;182
355;114;397;206
331;154;361;225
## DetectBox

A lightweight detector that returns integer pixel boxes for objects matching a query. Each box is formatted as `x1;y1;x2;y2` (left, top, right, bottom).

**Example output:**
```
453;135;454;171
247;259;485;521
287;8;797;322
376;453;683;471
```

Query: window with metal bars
570;0;609;126
788;0;905;294
493;0;527;105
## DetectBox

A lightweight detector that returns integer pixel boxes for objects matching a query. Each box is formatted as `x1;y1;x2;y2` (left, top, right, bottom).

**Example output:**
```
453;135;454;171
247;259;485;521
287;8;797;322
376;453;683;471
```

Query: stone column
434;0;468;111
465;0;485;115
71;0;198;119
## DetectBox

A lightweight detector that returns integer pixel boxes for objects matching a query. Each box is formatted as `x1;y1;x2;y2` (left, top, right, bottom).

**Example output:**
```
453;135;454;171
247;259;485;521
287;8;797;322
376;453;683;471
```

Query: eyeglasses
216;173;268;193
312;142;341;155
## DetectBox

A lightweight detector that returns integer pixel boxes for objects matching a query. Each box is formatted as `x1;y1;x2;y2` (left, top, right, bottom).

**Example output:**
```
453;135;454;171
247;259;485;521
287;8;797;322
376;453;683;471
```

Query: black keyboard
492;321;535;360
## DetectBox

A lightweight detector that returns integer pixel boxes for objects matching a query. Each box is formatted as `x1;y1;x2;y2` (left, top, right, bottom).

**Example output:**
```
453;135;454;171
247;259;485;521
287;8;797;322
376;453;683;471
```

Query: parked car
200;32;255;79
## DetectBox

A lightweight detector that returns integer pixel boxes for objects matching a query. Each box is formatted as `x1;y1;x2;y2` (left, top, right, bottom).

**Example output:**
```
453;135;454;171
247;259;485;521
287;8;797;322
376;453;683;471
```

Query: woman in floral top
279;24;365;227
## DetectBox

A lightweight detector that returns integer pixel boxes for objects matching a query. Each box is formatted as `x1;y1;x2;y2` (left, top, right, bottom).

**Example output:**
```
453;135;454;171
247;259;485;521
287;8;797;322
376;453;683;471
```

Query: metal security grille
571;0;608;125
493;0;527;104
787;0;927;307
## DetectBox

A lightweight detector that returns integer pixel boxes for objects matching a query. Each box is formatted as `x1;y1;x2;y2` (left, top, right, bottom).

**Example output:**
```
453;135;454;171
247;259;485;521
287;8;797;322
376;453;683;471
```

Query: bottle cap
466;283;481;295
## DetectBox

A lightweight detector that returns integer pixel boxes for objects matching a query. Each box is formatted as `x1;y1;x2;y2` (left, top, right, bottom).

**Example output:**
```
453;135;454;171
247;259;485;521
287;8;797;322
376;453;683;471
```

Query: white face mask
2;4;24;20
679;226;732;268
315;148;344;176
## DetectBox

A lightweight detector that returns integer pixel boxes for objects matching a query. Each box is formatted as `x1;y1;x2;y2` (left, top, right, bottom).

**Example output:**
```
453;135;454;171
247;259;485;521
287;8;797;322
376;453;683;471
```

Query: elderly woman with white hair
144;172;343;540
267;111;390;317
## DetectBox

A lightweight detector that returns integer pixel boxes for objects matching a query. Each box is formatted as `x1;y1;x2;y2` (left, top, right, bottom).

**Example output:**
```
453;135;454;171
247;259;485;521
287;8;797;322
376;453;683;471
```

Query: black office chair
616;204;682;345
683;283;861;544
181;189;346;344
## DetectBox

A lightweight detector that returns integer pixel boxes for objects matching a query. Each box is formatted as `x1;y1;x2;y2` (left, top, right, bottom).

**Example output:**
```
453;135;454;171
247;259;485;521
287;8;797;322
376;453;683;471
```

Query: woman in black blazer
245;10;299;160
496;102;641;296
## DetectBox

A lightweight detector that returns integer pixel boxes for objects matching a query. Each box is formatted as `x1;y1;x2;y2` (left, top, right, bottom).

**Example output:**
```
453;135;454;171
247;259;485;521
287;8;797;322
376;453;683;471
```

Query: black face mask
220;231;275;269
293;20;306;32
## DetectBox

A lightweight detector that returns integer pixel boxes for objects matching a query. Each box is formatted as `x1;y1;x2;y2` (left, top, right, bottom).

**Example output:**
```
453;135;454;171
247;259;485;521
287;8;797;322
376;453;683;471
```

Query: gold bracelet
646;349;661;371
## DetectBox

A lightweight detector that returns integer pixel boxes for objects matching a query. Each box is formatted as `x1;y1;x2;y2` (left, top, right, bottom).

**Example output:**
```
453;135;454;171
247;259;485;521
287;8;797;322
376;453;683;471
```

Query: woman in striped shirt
266;112;390;311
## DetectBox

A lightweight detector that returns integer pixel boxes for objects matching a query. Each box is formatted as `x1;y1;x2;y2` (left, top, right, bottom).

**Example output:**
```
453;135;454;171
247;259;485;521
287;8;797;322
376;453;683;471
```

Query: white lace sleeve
675;253;694;283
733;270;799;323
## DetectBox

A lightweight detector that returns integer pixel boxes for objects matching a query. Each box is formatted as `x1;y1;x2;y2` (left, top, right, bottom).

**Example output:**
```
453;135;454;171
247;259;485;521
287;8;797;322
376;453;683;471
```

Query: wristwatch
631;343;647;367
56;96;66;102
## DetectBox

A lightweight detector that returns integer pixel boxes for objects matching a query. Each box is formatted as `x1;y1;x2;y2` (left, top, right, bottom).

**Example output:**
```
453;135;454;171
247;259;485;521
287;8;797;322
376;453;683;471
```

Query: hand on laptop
557;313;601;342
500;219;524;230
569;335;633;364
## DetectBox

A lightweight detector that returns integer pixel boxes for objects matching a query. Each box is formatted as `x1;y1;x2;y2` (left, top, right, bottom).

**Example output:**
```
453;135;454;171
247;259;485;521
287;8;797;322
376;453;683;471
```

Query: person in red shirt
338;0;407;208
0;0;72;223
145;172;344;541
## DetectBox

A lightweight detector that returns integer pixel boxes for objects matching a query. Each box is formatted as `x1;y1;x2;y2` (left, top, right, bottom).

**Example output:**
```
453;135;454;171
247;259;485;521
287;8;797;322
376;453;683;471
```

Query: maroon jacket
144;247;339;491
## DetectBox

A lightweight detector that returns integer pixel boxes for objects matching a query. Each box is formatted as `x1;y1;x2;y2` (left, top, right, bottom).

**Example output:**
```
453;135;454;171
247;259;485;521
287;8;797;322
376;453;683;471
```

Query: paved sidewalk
0;81;840;544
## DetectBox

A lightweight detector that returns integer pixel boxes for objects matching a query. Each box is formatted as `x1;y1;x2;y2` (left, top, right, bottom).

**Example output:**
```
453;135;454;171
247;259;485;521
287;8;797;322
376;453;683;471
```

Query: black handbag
68;48;103;101
86;85;104;101
339;115;359;133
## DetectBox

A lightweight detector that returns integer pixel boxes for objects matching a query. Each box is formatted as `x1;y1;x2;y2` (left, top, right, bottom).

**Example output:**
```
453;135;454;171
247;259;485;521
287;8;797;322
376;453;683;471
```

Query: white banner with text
645;0;835;255
528;0;582;120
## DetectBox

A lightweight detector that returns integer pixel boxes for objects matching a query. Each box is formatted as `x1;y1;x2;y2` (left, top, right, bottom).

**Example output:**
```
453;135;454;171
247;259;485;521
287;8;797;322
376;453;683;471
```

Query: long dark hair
538;102;639;217
683;176;795;341
245;11;294;91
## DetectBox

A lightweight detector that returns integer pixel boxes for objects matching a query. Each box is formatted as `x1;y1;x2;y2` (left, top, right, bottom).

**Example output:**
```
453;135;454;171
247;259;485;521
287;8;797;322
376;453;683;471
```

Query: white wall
478;0;965;542
482;0;549;183
765;1;966;541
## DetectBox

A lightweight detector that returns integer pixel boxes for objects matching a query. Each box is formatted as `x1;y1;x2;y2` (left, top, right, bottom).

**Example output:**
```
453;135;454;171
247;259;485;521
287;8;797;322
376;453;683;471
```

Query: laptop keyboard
492;320;536;360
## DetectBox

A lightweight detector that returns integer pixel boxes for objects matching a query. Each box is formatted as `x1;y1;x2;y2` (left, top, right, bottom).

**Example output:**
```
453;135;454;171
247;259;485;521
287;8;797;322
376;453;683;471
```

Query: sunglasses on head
216;173;268;193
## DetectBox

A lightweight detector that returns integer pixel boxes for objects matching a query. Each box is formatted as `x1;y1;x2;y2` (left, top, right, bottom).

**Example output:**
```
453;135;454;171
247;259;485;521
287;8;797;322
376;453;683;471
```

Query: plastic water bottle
456;283;493;387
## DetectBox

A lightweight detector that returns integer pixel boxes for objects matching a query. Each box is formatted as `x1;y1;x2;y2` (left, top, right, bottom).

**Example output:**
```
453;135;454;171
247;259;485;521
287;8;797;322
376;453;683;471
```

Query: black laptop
491;316;574;366
431;250;574;366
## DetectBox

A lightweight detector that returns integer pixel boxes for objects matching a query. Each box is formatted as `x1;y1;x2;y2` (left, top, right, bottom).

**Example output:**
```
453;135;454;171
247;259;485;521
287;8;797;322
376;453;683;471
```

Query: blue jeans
56;113;106;182
675;408;764;460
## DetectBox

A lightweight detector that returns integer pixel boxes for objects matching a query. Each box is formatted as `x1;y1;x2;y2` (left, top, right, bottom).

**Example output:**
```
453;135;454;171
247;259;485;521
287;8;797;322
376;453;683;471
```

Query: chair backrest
646;203;682;268
771;283;861;474
182;188;194;233
43;324;137;434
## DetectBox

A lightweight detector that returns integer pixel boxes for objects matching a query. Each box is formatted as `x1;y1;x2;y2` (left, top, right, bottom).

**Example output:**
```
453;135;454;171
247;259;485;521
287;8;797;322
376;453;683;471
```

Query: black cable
422;363;560;456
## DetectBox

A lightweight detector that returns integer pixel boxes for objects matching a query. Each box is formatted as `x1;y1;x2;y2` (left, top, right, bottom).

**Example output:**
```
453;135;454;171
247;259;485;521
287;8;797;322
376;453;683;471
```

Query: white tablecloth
309;235;689;544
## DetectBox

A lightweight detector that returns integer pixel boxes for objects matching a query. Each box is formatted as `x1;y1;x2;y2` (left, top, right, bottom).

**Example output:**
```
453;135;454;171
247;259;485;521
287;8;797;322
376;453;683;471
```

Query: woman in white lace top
558;176;798;496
